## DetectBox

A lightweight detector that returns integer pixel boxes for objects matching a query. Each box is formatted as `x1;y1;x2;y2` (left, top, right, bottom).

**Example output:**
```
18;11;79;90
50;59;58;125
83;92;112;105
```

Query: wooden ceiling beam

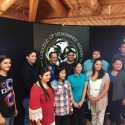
0;0;17;15
29;0;39;22
85;0;101;15
46;0;68;17
63;0;74;10
41;13;125;25
63;0;81;10
101;0;125;5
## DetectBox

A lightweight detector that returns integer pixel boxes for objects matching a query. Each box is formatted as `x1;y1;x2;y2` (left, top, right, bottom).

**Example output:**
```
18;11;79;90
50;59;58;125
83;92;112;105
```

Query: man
83;50;110;74
60;50;76;77
46;52;58;82
112;42;125;70
22;49;40;125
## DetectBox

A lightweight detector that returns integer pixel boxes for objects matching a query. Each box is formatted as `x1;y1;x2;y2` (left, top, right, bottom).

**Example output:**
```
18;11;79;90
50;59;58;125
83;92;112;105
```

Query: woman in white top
87;58;110;125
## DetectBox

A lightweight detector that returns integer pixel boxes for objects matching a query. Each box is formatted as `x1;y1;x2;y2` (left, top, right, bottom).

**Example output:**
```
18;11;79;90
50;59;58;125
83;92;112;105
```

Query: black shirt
60;61;75;77
22;62;40;98
0;75;15;117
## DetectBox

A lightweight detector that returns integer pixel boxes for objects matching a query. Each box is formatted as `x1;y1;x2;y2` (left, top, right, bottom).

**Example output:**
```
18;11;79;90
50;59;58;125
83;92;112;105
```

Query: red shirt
29;85;55;125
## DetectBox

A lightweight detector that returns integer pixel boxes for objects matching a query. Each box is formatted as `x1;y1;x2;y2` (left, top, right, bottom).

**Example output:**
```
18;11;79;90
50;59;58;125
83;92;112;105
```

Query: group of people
0;42;125;125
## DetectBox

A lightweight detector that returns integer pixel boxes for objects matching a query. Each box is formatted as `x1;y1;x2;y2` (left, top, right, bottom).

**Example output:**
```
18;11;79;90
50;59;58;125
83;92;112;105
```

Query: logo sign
40;32;83;66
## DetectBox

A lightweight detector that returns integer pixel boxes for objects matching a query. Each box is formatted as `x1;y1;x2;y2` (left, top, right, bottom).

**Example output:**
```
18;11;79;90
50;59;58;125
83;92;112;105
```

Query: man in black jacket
22;49;40;125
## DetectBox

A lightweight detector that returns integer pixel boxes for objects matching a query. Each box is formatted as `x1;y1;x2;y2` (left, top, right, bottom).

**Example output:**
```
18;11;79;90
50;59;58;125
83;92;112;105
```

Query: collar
90;59;94;63
74;73;82;77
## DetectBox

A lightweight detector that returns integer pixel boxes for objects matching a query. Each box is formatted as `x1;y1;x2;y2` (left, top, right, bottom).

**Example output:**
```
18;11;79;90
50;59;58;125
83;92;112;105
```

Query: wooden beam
63;0;74;10
46;0;68;17
101;0;125;5
41;13;125;25
0;0;17;15
29;0;39;22
85;0;101;15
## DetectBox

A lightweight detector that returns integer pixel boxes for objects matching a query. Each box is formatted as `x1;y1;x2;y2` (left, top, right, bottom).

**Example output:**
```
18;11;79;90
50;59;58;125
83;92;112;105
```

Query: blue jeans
5;113;14;125
23;98;30;125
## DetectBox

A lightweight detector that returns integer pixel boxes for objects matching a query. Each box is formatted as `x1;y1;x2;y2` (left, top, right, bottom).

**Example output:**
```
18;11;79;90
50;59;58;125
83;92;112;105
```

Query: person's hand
91;97;99;103
69;107;73;115
88;95;94;102
122;98;125;105
78;101;83;108
37;120;42;125
15;108;18;117
73;102;79;108
0;115;5;125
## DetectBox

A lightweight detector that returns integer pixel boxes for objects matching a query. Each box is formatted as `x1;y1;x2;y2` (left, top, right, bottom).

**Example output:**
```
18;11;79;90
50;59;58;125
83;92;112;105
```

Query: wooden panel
1;0;125;25
0;0;17;15
29;0;39;21
85;0;101;15
41;13;125;25
46;0;68;17
101;0;125;5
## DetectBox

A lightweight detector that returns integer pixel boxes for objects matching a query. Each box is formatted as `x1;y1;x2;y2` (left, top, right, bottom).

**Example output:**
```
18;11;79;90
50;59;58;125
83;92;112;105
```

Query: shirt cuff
29;108;43;122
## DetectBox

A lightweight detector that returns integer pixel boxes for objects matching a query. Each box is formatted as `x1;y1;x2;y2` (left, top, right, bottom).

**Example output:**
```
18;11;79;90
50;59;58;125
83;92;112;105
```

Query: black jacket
22;62;40;98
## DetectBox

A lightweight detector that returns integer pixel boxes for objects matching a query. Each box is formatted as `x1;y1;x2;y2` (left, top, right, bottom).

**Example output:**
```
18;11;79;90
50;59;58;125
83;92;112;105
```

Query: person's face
75;63;82;74
92;51;101;60
50;53;58;64
94;60;102;71
59;69;66;80
67;52;75;62
0;59;11;72
40;71;51;82
26;52;37;64
119;44;125;54
112;60;122;71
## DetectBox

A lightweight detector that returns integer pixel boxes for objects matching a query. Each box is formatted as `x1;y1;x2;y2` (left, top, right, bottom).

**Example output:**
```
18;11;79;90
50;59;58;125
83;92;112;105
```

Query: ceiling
1;0;125;25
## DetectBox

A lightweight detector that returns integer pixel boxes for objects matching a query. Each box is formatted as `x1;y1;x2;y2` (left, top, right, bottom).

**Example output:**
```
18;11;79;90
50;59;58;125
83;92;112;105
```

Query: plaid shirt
51;80;73;116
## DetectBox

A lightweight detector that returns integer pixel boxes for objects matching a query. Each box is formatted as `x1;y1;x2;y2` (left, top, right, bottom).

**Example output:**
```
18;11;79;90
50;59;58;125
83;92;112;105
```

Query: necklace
91;77;97;82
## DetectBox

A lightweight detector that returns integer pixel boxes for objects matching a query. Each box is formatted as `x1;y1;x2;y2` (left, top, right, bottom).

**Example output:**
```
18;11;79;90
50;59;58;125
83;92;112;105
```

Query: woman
0;55;18;125
67;62;88;125
108;58;125;125
87;58;110;125
51;68;73;125
29;68;55;125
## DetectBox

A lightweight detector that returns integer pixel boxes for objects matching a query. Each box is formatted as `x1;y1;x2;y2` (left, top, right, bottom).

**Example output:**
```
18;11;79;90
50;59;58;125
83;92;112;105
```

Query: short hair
73;61;82;68
92;49;101;54
119;42;125;48
26;49;37;57
49;52;57;58
111;58;122;64
67;50;75;55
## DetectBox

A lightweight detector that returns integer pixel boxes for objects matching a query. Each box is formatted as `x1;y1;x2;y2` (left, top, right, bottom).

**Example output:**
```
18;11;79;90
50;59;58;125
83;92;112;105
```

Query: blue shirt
83;59;110;74
45;63;58;82
67;73;88;103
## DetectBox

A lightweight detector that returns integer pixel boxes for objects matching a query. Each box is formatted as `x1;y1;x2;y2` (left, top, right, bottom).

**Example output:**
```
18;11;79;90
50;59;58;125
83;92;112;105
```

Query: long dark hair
92;58;105;79
38;67;54;101
0;54;11;63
